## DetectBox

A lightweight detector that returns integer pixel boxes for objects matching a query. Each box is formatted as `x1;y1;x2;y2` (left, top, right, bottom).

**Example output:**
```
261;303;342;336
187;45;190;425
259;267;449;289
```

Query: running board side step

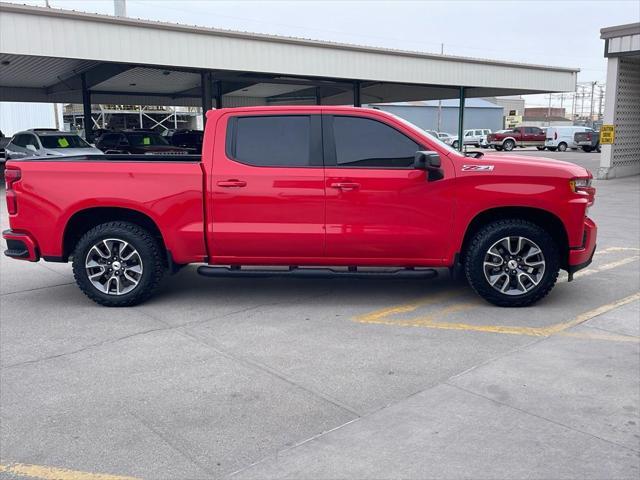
197;266;438;280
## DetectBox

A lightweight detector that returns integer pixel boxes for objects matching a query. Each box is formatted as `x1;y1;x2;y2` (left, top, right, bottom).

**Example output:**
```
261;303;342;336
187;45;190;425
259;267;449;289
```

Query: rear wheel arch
459;207;569;270
63;207;167;262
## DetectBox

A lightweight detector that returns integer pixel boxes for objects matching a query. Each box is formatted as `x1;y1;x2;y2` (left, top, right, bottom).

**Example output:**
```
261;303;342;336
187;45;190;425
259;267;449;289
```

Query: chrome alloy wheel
85;238;144;295
483;236;546;296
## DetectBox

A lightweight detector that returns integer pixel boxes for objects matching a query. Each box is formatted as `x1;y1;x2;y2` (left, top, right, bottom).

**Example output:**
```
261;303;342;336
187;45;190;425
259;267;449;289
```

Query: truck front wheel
464;219;560;307
502;140;515;151
72;221;166;307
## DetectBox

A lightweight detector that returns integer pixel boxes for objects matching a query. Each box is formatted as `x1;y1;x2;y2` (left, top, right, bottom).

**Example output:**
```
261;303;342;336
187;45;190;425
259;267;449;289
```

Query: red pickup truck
3;106;596;308
487;126;547;151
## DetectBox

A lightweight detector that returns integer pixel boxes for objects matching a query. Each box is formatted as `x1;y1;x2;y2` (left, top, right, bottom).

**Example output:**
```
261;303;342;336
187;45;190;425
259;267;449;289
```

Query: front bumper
567;217;597;278
2;229;39;262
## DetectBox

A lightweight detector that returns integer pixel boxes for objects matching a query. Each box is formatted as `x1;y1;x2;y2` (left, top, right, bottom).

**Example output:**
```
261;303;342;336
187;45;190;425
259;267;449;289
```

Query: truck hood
474;153;591;178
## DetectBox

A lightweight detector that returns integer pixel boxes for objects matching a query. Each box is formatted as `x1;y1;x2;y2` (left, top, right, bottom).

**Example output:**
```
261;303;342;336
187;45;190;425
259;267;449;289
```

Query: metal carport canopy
0;2;578;108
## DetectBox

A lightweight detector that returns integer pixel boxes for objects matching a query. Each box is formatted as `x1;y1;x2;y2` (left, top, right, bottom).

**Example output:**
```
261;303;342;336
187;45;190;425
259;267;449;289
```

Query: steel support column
457;86;466;152
353;81;361;107
81;73;93;143
201;71;213;125
214;80;223;109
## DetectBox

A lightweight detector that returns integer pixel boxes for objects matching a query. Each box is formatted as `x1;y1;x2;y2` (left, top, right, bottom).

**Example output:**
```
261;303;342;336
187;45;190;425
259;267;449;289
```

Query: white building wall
0;102;62;136
598;57;640;179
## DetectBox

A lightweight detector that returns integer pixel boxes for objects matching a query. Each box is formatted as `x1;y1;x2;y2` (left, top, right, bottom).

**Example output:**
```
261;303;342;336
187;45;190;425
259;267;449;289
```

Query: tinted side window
11;134;26;147
99;134;118;148
231;116;312;167
24;134;38;148
332;116;419;168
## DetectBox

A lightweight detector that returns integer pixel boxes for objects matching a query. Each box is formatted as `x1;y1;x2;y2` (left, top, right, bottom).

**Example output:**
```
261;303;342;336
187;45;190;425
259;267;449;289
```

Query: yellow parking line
541;291;640;335
594;246;640;256
354;290;460;323
354;292;640;342
574;255;639;278
0;463;140;480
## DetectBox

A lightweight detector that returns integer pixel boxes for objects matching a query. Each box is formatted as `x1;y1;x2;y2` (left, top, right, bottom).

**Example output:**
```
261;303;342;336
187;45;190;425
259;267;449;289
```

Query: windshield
385;112;463;156
40;134;90;149
125;133;169;146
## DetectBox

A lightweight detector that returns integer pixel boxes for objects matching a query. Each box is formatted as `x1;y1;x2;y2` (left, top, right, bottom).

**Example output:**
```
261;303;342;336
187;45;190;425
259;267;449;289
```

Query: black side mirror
414;150;443;181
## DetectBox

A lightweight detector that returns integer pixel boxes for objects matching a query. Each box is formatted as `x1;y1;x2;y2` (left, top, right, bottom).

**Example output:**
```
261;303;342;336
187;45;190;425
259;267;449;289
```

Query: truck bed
14;153;202;163
7;154;207;264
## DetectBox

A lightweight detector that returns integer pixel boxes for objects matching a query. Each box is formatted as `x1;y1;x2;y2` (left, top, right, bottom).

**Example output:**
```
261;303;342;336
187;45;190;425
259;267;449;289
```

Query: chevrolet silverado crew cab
3;106;597;308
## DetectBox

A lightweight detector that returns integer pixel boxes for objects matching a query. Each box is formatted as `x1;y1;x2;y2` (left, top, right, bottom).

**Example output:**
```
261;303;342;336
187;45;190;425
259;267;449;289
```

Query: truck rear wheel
464;219;559;307
72;221;166;307
502;140;515;151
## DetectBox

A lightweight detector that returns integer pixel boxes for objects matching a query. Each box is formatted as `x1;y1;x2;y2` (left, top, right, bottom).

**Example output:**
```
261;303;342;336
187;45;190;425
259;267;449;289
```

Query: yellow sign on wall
600;125;615;144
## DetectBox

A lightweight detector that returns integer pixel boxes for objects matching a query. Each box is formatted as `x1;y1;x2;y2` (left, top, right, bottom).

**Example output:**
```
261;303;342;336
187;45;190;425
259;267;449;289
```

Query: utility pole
571;90;577;120
589;81;596;123
547;93;553;126
580;86;586;120
598;84;605;120
114;0;126;17
436;43;444;132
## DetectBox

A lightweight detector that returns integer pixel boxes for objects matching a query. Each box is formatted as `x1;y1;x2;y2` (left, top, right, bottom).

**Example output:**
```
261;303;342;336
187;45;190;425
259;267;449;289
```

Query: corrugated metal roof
372;99;503;109
0;2;579;106
0;2;578;74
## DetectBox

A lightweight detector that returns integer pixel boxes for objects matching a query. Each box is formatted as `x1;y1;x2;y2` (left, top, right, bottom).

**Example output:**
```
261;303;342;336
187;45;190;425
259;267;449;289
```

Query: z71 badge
462;164;495;172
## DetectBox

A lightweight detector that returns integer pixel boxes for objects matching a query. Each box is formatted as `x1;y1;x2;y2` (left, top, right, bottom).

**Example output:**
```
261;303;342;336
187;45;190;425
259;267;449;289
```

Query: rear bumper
2;229;39;262
567;217;597;273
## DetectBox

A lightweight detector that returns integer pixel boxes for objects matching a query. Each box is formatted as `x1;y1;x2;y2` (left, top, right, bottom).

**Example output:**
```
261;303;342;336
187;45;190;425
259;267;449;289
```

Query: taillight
586;133;592;141
5;166;21;214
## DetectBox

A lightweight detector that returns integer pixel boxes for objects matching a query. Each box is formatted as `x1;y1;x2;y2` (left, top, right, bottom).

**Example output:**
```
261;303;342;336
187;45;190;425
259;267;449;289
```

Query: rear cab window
226;115;322;167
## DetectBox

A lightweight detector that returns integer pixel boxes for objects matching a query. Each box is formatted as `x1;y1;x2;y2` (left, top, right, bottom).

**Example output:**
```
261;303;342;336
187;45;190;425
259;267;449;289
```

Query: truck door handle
330;182;360;191
217;180;247;188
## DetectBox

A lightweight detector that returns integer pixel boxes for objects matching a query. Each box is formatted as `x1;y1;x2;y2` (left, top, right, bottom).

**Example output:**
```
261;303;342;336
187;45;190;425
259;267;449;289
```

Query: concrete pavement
1;150;638;479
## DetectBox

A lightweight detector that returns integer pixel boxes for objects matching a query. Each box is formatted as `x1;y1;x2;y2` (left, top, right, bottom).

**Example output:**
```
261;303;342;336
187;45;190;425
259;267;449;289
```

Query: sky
7;0;640;108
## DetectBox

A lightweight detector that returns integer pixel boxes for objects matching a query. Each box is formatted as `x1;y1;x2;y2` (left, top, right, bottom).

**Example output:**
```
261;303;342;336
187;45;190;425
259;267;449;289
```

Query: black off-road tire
536;146;546;151
72;221;166;307
464;219;560;307
582;146;593;153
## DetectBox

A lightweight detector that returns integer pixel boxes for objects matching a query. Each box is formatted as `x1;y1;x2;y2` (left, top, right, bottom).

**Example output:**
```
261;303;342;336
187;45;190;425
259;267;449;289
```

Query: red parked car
3;106;596;307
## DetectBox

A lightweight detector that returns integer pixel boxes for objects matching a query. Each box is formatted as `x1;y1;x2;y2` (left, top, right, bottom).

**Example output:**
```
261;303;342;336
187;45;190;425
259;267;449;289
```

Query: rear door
323;113;453;263
523;127;544;146
209;113;326;261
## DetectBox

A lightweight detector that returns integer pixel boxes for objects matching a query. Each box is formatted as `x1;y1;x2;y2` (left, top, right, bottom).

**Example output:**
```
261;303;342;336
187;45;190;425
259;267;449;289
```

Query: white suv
446;129;492;149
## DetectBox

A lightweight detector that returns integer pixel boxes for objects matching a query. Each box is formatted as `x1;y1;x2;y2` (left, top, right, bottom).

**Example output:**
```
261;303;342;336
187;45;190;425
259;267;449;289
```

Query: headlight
569;178;592;193
570;177;595;207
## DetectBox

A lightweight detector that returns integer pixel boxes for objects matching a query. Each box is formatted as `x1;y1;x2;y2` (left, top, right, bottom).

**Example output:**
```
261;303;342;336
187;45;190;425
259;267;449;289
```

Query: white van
545;126;593;152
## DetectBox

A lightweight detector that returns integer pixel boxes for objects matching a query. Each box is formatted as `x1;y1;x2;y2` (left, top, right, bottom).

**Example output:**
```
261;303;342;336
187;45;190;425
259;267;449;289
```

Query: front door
209;113;326;262
323;114;453;265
